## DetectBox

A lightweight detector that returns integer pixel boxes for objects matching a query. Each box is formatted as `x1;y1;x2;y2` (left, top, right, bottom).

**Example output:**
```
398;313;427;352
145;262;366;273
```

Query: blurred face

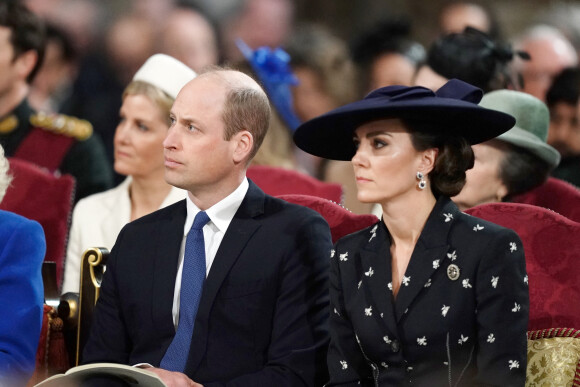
292;66;337;121
0;27;19;98
452;141;508;210
163;75;239;195
413;65;448;91
114;94;168;178
351;119;426;204
548;101;580;157
369;53;416;91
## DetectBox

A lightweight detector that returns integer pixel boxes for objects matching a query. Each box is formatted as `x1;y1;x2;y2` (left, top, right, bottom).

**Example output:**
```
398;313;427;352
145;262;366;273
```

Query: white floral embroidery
524;275;528;285
447;250;457;261
424;278;432;288
473;224;484;231
357;280;362;289
406;366;413;372
383;335;392;344
339;252;348;261
380;313;384;318
365;267;374;277
458;335;469;345
487;333;495;343
441;305;450;317
333;308;340;316
491;276;499;289
402;275;411;286
443;213;453;222
369;225;378;242
340;360;348;370
388;282;393;291
462;279;472;288
330;249;335;258
509;242;517;252
433;259;440;269
381;362;389;368
443;362;448;365
508;360;520;370
512;302;521;312
404;308;409;314
417;336;427;346
365;306;373;316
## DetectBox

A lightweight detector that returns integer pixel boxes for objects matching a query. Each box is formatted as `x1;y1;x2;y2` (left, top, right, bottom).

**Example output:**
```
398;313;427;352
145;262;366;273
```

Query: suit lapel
186;181;265;374
394;197;458;322
152;201;187;333
359;223;400;336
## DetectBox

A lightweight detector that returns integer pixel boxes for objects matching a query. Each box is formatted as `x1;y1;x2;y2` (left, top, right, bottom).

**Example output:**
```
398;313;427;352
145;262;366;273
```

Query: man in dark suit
82;68;332;386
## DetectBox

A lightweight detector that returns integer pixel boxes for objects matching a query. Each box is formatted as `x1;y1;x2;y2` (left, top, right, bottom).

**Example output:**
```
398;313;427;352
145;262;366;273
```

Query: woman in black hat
294;79;529;386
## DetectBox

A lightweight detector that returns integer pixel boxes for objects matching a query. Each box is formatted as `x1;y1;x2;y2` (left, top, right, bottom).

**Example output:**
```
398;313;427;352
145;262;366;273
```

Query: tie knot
192;211;210;230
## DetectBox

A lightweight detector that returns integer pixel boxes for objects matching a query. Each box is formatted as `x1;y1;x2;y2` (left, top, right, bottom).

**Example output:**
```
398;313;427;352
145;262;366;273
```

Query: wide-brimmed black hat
293;79;516;160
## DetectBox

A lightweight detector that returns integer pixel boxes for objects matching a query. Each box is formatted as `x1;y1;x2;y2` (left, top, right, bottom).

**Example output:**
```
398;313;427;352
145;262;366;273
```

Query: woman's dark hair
499;144;553;201
426;27;528;92
405;120;475;197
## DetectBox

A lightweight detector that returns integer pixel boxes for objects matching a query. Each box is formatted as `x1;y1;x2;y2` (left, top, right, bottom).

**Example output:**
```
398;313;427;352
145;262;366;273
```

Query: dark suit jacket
327;197;528;386
82;181;332;386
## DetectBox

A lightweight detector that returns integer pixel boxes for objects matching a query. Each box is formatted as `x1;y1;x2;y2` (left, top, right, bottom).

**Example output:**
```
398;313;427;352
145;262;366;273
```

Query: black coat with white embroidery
327;196;528;387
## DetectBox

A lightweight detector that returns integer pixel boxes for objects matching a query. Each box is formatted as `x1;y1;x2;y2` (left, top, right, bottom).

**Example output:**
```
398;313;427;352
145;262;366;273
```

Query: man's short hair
0;1;46;83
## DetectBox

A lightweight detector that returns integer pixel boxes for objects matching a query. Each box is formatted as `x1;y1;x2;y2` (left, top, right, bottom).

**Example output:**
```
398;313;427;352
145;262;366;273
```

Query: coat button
391;340;400;353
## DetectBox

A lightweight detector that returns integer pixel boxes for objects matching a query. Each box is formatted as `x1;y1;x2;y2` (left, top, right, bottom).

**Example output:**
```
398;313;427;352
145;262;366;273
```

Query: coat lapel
394;197;459;322
152;200;188;334
186;181;264;374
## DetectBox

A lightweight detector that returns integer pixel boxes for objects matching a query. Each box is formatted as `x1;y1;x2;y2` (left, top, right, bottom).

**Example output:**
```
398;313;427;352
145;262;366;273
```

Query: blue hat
236;38;302;131
293;79;516;160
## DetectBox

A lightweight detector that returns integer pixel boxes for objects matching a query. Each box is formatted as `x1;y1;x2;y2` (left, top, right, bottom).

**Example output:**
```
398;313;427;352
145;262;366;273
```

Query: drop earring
416;171;426;190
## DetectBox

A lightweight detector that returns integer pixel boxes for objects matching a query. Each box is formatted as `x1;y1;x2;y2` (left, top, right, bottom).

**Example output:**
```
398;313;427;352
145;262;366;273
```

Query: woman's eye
352;138;360;149
373;139;386;148
137;123;149;132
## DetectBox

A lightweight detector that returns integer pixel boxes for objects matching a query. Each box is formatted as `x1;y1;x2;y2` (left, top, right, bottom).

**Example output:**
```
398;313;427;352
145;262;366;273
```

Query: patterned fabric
526;328;580;387
466;202;580;331
160;211;210;372
327;197;528;386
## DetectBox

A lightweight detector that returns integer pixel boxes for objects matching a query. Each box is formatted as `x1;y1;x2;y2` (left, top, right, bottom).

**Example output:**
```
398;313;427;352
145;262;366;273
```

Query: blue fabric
160;211;210;372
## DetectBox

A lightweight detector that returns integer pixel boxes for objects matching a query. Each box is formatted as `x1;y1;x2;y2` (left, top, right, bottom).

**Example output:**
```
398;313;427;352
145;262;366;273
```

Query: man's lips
164;156;182;167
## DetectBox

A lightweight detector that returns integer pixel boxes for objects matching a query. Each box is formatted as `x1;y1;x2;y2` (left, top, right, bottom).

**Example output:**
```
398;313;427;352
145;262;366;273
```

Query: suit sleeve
204;211;332;387
326;241;374;386
81;227;131;365
474;228;528;386
0;218;45;385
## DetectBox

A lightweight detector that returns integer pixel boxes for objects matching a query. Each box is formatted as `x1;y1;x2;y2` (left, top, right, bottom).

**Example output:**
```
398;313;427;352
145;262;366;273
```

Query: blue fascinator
236;38;302;131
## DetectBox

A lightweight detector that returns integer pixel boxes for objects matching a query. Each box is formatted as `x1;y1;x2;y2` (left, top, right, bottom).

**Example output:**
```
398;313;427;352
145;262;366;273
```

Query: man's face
0;27;18;100
163;75;238;196
548;101;580;157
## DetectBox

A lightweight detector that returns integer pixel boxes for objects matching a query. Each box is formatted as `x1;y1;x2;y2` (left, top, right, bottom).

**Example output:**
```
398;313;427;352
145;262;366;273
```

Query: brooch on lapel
447;264;460;281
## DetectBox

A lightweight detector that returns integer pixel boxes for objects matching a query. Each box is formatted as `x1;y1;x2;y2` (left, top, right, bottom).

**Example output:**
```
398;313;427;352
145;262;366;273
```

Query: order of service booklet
33;363;168;387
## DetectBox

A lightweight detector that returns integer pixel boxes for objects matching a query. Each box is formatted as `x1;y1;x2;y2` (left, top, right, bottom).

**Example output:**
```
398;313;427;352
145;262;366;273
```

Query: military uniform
0;99;113;201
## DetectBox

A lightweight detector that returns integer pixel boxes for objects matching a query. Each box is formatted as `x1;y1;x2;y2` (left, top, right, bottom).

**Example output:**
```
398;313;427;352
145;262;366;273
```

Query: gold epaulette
30;112;93;141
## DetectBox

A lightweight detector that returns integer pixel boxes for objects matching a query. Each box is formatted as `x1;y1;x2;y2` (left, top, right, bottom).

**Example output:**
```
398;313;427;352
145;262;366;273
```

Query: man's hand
146;367;204;387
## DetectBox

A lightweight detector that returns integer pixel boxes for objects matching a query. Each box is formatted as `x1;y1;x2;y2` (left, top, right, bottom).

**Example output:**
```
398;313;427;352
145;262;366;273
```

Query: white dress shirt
171;178;249;328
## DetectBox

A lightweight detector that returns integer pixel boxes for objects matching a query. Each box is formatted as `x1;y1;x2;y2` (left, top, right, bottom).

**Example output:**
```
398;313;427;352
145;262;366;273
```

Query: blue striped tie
160;211;210;371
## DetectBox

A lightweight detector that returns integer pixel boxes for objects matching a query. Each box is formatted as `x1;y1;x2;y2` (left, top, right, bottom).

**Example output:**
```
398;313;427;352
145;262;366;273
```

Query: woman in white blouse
62;54;195;294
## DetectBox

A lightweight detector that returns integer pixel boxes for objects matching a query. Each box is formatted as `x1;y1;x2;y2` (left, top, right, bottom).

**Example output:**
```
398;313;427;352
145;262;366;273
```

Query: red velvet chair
466;202;580;331
511;177;580;223
277;194;378;243
0;158;75;287
248;165;343;204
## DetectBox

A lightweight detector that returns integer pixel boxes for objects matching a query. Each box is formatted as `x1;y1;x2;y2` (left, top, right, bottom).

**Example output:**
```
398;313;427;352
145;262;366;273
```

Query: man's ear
232;130;254;164
15;50;38;82
419;147;439;174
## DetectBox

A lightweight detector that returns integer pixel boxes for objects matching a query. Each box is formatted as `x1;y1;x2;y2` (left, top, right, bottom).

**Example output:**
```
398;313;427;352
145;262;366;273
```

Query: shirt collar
184;178;249;235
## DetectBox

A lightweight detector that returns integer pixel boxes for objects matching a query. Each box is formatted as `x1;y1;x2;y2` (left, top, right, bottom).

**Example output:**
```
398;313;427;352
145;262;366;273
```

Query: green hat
479;89;560;168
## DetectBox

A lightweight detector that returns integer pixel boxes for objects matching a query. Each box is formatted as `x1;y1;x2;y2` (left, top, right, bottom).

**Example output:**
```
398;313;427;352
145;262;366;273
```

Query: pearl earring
416;171;426;190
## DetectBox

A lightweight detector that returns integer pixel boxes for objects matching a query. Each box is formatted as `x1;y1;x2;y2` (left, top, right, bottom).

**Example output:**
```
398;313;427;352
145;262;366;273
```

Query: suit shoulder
0;209;43;232
264;194;327;221
335;221;380;247
129;199;186;227
30;111;93;141
453;210;520;240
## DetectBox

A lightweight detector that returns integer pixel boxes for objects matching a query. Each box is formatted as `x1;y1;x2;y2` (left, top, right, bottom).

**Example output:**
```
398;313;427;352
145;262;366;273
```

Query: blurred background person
0;144;46;387
28;22;78;113
350;17;426;94
453;89;560;210
545;67;580;186
0;1;112;202
511;24;578;102
285;23;375;214
413;26;526;92
160;5;221;73
438;1;502;40
62;54;193;294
